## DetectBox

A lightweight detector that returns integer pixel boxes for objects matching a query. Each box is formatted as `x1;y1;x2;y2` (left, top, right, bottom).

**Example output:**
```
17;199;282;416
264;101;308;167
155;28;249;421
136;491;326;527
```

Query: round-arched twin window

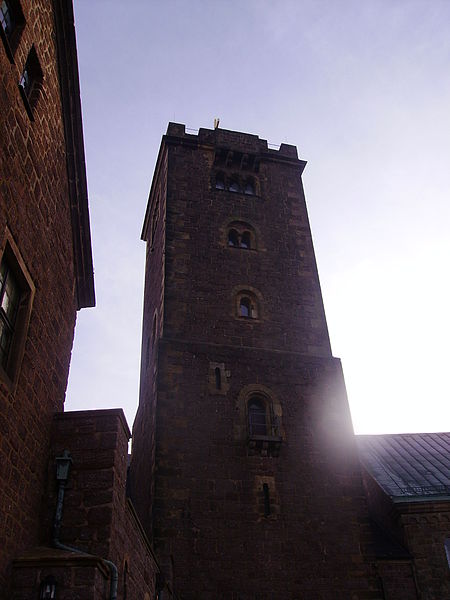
227;221;256;250
228;229;252;249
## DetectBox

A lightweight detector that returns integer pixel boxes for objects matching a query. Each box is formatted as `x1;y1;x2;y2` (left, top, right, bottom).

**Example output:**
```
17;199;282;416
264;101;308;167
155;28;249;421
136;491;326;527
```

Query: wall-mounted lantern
39;575;56;599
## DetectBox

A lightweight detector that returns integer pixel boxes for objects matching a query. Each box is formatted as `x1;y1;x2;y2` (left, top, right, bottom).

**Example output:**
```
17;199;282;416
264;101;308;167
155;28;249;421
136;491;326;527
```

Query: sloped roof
357;432;450;500
53;1;95;308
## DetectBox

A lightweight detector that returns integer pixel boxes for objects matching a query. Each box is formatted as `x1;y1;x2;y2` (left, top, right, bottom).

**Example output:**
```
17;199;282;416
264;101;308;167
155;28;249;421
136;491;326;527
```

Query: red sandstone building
1;2;449;599
0;2;157;598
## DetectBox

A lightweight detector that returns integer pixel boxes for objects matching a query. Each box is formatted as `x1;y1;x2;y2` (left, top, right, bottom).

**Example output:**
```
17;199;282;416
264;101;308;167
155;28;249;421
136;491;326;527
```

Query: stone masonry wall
130;146;168;536
133;125;383;599
161;126;332;357
398;502;450;600
0;0;79;591
45;410;159;599
152;339;381;599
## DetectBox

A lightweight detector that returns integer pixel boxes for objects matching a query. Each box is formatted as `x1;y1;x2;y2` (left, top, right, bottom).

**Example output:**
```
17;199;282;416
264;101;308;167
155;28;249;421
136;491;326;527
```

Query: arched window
229;180;241;193
248;397;267;436
226;222;256;251
215;173;225;190
244;180;255;195
240;231;251;249
228;229;239;247
239;297;251;318
236;289;260;320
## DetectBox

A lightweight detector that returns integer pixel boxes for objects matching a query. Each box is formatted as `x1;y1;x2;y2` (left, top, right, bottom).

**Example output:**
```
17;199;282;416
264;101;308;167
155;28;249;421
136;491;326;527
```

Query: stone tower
131;123;377;599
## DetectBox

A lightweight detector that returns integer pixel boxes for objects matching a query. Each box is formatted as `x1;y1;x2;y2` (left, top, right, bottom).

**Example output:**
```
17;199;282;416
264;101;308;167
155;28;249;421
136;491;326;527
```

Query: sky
66;0;450;435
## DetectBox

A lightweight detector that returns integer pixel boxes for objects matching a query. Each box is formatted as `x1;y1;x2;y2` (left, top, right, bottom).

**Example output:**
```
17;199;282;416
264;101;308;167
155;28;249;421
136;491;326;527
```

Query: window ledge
18;84;34;121
247;434;282;457
215;189;260;198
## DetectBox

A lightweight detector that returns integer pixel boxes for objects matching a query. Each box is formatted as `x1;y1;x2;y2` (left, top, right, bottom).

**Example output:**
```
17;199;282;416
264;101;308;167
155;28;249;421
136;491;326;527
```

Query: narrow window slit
263;483;270;516
215;367;221;390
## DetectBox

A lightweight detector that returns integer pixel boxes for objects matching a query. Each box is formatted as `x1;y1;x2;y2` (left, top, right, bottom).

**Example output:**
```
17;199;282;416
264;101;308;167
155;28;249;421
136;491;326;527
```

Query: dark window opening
226;222;256;251
240;231;251;249
0;1;13;35
237;292;258;319
248;398;267;436
123;561;128;600
0;239;34;387
263;483;271;516
0;0;24;61
228;229;239;247
215;367;221;390
0;258;19;371
229;180;241;193
215;175;225;190
244;181;255;195
18;46;43;120
19;65;31;94
239;297;251;318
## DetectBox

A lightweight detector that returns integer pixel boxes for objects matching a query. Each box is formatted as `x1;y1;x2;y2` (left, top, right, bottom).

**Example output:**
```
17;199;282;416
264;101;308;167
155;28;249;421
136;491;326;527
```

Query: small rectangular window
0;0;25;62
0;234;35;388
18;45;43;121
263;483;271;517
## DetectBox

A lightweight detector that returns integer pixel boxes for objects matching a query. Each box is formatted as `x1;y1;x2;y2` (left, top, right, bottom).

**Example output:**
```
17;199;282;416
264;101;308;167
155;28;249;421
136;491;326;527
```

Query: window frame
0;0;25;63
0;232;35;390
214;171;258;196
18;45;43;121
235;290;260;320
248;396;268;436
238;385;283;457
243;178;256;196
226;221;256;251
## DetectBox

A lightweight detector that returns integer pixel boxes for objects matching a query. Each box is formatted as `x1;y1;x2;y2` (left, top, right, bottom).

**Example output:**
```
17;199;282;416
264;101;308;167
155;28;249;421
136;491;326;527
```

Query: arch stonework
235;383;285;441
220;216;264;251
231;285;264;321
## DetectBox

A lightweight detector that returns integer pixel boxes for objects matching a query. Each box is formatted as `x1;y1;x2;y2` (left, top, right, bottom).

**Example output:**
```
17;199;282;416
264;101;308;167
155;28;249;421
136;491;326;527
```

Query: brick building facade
0;2;158;598
1;2;449;598
0;0;93;592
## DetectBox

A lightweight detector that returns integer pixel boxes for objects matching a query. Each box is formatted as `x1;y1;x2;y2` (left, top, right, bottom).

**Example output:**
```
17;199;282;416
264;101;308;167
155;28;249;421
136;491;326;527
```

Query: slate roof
356;432;450;500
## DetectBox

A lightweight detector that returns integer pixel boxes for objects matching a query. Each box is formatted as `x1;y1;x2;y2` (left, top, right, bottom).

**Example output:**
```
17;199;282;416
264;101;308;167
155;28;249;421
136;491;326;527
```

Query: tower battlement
166;121;300;160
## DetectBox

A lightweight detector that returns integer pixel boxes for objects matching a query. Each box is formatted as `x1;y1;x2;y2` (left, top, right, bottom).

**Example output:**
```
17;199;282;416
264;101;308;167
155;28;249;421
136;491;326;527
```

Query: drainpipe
53;450;118;600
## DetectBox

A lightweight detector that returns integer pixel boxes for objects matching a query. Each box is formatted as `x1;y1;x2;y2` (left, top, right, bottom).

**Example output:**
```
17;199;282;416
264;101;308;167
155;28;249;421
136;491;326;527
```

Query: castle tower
131;123;378;599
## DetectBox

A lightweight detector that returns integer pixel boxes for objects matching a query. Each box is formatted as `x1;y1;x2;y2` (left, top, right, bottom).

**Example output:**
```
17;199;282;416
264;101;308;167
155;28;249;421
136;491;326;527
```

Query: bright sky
66;0;450;435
